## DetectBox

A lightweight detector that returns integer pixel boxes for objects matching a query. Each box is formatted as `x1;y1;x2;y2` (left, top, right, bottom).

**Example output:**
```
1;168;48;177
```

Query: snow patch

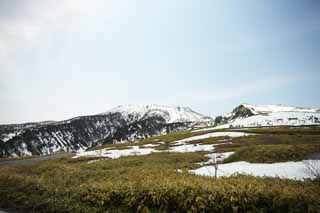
191;160;320;180
198;152;235;165
175;132;253;144
75;146;159;159
169;144;215;153
142;144;161;148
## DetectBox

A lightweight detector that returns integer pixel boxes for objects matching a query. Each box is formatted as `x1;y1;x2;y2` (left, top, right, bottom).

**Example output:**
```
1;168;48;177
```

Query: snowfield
191;160;320;180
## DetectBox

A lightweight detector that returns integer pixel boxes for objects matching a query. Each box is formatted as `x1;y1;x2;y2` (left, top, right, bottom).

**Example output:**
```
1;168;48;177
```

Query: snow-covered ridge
241;104;319;114
100;104;211;123
213;103;320;129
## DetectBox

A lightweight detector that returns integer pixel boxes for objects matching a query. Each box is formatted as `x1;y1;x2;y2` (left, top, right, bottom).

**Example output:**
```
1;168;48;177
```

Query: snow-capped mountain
215;104;320;128
0;105;211;157
101;104;211;123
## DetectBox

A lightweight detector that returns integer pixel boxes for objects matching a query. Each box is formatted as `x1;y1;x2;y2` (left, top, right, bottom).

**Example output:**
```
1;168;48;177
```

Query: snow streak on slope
101;104;211;123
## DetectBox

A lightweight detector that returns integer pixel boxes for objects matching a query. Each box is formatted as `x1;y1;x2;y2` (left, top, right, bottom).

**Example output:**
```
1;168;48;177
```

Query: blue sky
1;0;320;123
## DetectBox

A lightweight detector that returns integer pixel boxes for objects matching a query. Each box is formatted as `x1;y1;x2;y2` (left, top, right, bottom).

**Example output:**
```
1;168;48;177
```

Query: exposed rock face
214;104;255;126
228;104;256;120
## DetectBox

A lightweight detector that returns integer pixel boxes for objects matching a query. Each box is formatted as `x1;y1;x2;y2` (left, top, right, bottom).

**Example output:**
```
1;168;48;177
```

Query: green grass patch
230;126;320;135
224;144;320;163
187;136;230;145
215;133;320;163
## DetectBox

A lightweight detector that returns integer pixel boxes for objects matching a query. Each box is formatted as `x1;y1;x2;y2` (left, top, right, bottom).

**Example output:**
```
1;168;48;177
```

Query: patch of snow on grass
75;146;159;159
142;144;160;148
191;160;320;180
175;132;253;144
198;152;235;165
169;144;215;153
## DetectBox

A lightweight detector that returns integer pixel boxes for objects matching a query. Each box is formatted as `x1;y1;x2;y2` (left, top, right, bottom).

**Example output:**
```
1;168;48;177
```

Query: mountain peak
101;104;211;123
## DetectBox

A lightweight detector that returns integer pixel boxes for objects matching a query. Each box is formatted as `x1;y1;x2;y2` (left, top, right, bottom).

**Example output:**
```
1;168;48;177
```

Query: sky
1;0;320;124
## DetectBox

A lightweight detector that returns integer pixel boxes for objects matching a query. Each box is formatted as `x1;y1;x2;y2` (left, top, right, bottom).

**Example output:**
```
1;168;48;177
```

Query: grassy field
1;126;320;212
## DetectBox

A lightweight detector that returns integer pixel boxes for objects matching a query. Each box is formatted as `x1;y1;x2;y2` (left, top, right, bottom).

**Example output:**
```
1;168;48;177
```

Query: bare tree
210;153;222;178
304;160;320;180
99;148;103;160
213;153;218;178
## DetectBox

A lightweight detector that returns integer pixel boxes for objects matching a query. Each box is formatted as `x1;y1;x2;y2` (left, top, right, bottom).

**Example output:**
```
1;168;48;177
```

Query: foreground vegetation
0;152;320;212
1;126;320;212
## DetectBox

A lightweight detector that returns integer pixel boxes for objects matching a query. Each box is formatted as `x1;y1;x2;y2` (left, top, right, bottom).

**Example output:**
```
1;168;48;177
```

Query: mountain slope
215;104;320;128
0;105;211;157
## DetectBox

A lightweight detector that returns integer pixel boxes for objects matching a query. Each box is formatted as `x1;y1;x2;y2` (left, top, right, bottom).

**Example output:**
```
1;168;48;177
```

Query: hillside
0;105;212;157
